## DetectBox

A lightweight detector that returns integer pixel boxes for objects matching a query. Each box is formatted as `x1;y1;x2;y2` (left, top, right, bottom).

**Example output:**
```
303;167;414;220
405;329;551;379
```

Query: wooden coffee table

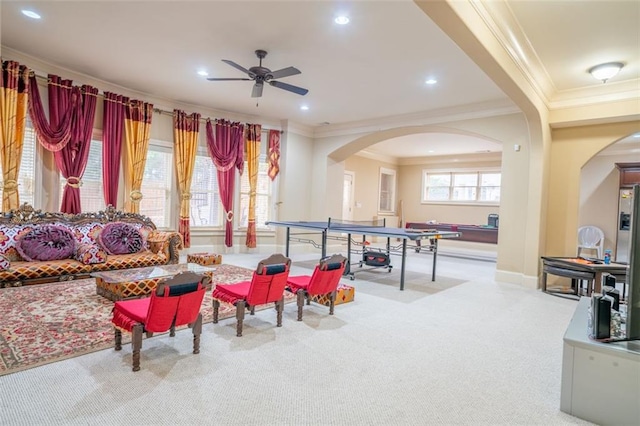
93;263;215;301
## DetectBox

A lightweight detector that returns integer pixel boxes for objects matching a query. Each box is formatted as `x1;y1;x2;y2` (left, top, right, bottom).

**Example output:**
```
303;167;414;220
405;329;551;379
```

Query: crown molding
354;150;400;166
398;151;502;166
471;1;554;105
473;1;640;116
312;99;519;139
284;121;314;138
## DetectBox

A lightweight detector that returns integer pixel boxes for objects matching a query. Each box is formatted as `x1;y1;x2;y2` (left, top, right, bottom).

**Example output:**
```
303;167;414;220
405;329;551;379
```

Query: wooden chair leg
170;325;176;337
296;290;305;321
213;299;220;323
329;291;337;315
132;324;143;372
114;328;122;351
236;300;246;337
276;297;284;327
192;313;203;354
250;305;256;315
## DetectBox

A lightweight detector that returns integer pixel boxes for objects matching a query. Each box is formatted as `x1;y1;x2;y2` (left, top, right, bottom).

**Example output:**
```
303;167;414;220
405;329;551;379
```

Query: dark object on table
488;214;499;228
591;295;612;339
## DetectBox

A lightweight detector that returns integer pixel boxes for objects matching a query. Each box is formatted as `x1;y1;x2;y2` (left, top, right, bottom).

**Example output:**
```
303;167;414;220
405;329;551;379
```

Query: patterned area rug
0;264;295;376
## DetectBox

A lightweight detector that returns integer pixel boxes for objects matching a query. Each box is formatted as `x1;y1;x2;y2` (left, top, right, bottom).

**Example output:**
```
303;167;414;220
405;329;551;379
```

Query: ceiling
1;1;639;159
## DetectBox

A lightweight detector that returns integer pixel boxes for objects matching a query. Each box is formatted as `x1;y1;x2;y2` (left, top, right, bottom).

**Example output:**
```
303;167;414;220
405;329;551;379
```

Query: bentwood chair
286;254;347;321
111;271;209;371
212;253;291;337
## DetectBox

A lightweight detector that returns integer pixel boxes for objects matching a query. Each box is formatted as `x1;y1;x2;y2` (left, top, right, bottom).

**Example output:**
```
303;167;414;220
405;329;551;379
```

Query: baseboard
495;269;539;289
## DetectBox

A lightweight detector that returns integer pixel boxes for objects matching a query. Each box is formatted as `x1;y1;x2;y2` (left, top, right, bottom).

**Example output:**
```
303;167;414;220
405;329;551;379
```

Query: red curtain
206;119;244;247
102;92;128;208
268;129;281;180
27;74;79;152
53;79;98;213
28;74;97;213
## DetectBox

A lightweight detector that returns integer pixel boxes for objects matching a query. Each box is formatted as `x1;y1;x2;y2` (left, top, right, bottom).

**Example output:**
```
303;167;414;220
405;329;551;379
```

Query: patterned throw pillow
0;225;34;261
17;225;77;262
75;242;108;265
59;222;104;245
0;254;10;271
98;222;144;255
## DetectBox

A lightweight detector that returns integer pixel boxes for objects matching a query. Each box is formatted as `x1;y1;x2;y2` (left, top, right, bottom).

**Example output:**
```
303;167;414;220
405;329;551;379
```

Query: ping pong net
327;217;386;230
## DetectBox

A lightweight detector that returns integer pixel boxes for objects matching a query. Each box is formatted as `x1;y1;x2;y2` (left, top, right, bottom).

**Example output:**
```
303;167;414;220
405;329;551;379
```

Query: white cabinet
561;298;640;425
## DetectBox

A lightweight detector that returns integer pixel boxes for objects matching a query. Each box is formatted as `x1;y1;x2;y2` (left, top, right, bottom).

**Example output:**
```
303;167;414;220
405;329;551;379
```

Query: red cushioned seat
112;298;149;326
212;253;291;337
286;254;347;321
110;271;209;372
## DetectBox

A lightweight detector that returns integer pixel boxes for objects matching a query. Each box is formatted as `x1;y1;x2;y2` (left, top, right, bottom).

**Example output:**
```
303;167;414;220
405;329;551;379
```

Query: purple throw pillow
17;225;76;262
99;222;144;255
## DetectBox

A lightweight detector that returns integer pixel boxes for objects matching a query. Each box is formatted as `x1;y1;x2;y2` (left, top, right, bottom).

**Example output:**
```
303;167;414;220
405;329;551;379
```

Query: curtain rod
32;72;283;134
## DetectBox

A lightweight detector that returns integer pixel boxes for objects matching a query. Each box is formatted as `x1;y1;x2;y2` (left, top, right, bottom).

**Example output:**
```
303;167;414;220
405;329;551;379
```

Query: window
0;121;37;207
452;173;477;201
140;143;173;228
190;152;222;227
423;171;501;203
239;154;272;229
58;139;106;212
378;167;396;213
424;173;450;201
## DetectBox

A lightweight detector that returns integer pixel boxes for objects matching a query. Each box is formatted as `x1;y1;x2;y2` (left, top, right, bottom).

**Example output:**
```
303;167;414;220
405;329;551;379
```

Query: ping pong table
265;218;461;290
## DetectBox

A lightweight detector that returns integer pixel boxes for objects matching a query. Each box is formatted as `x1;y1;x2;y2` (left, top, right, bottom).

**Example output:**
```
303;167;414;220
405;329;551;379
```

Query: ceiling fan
207;49;309;98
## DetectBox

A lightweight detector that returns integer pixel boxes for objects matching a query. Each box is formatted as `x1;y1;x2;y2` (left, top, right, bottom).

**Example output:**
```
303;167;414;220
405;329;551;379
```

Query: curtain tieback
1;180;18;192
130;190;143;202
181;193;192;201
66;176;82;188
226;211;234;222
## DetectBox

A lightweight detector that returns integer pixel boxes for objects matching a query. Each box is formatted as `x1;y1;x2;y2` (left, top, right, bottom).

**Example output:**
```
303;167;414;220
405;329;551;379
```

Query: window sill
421;201;500;207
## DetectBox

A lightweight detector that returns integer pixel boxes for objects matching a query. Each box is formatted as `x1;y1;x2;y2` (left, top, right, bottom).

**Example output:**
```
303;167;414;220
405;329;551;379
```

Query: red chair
286;254;347;321
111;271;209;371
212;253;291;337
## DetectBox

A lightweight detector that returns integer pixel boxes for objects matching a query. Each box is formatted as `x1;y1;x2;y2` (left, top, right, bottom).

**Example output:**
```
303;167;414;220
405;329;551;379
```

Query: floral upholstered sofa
0;204;183;288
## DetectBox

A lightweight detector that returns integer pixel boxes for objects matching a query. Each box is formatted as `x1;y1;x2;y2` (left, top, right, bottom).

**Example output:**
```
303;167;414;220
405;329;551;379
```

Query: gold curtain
123;100;153;214
0;61;30;211
245;124;261;248
173;110;200;248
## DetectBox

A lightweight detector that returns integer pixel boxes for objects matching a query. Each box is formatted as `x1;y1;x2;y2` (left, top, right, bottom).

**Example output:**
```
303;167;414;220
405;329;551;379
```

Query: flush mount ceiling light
334;16;349;25
588;62;624;83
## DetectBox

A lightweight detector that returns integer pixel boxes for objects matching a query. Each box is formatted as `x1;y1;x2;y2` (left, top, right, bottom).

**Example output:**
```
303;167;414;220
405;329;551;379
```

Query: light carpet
0;253;592;425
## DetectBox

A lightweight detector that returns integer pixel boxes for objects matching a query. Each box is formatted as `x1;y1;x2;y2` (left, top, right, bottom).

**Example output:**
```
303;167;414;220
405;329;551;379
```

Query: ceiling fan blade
269;80;309;96
267;66;301;80
252;82;264;98
207;77;252;81
221;59;255;78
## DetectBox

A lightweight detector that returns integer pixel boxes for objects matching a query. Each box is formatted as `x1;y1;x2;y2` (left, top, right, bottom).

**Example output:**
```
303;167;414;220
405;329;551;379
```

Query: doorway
343;171;355;221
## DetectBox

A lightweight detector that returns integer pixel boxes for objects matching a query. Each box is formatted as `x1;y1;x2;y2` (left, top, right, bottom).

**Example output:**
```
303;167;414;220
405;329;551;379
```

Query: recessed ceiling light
22;10;41;19
334;16;350;25
428;150;435;153
197;70;209;76
425;79;437;85
300;105;309;111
